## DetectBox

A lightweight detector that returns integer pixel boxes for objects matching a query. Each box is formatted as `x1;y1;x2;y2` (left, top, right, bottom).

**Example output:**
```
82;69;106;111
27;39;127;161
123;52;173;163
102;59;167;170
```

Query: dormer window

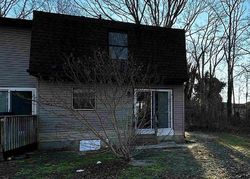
109;32;128;60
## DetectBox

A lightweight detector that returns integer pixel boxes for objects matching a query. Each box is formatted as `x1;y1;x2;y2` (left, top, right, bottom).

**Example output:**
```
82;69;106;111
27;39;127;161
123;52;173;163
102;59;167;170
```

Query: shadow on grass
191;133;250;178
121;148;205;178
13;133;250;179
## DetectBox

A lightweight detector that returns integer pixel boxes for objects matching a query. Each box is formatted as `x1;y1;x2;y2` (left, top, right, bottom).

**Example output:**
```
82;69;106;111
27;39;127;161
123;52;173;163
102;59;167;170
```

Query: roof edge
33;10;185;32
0;17;32;28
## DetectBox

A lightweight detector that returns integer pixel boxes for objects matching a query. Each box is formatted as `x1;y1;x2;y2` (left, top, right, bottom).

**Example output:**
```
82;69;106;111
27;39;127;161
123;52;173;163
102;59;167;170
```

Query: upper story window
109;32;128;60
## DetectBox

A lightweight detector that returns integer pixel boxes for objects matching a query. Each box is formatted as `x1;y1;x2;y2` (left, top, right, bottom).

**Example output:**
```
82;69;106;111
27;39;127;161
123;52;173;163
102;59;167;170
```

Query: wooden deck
0;115;38;160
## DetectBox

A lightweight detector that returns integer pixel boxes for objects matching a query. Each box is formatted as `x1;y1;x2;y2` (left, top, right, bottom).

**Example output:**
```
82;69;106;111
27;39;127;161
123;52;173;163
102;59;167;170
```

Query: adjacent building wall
0;26;36;87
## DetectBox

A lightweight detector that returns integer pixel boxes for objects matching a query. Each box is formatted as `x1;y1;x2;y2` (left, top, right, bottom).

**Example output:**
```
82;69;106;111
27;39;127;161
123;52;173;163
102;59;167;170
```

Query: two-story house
0;11;187;151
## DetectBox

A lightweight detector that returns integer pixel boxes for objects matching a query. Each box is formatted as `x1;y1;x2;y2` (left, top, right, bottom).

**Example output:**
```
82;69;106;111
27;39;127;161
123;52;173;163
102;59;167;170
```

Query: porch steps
135;134;158;145
135;141;185;150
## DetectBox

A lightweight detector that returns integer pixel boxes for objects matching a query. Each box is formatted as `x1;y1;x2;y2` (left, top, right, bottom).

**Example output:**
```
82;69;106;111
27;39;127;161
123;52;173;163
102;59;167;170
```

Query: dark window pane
0;91;8;113
136;92;151;129
11;91;32;115
155;92;169;128
73;89;95;109
109;32;128;46
109;46;128;60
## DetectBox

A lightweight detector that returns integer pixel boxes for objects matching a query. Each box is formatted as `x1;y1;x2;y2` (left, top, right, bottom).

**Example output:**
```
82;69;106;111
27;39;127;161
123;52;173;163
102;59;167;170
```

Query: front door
134;89;172;136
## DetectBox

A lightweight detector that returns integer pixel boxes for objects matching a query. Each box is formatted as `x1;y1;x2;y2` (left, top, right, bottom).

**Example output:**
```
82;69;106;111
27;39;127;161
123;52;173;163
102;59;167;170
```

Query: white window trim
134;88;174;136
72;88;96;111
0;87;37;115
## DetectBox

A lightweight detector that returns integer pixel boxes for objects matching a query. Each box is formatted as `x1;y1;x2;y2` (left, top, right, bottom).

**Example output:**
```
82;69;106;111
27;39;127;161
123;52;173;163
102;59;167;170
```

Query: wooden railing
0;115;38;153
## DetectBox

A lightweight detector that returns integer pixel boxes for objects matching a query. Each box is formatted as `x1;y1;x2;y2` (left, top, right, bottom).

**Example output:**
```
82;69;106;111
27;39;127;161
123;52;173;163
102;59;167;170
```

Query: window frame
0;87;37;115
108;31;128;60
72;88;96;111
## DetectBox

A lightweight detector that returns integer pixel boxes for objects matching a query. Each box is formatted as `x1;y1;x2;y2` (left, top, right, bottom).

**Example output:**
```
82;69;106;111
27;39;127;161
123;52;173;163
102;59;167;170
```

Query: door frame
134;89;174;136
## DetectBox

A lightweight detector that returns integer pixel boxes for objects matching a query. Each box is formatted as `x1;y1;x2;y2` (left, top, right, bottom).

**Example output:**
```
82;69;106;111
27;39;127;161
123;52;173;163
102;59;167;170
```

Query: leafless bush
38;50;157;161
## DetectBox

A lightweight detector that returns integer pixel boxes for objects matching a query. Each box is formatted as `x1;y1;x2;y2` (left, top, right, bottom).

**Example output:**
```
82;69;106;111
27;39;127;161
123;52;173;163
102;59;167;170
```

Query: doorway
134;89;173;136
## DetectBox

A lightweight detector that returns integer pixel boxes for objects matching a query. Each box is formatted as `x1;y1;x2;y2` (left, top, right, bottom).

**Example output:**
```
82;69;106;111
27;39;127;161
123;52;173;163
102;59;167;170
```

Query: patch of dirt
129;159;155;166
0;160;19;179
74;160;128;179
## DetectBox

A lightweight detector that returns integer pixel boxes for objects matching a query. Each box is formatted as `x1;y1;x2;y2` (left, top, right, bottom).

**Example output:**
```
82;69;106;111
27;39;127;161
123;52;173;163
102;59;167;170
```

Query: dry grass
0;132;249;179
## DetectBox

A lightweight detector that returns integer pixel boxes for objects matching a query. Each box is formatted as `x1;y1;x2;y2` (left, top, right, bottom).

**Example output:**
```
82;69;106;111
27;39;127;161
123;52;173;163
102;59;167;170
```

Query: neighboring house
0;18;37;116
0;11;187;151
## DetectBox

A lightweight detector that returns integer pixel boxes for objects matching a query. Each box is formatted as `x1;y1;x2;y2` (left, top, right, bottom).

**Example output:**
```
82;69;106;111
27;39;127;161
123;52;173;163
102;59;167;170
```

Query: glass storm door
135;89;172;135
135;91;152;131
154;91;172;136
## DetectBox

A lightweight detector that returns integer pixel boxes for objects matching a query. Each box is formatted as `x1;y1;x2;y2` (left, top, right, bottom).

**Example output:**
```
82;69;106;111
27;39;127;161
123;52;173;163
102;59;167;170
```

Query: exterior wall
38;81;185;150
172;85;185;138
0;26;36;88
38;81;133;150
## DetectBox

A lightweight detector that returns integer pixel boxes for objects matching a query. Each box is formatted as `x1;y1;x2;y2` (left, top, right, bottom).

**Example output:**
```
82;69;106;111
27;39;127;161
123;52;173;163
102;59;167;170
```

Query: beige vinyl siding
172;85;185;136
38;81;185;149
0;26;36;87
38;81;133;148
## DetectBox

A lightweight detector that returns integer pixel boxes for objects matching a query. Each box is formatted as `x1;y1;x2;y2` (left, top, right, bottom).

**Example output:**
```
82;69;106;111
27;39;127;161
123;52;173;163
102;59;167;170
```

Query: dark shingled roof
0;17;32;28
29;11;187;84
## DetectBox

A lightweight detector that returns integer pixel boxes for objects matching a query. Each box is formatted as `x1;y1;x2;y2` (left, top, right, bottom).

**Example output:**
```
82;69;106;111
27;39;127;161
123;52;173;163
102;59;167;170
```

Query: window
11;91;32;115
0;88;36;115
73;88;95;110
109;32;128;60
0;91;8;113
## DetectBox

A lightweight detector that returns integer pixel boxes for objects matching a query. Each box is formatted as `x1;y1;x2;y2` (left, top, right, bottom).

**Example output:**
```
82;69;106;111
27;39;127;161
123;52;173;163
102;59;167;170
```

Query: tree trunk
227;74;233;119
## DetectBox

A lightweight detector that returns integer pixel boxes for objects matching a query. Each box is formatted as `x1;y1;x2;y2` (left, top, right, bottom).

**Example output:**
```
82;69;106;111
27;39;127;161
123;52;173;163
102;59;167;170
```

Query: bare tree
38;50;157;161
185;9;225;103
187;12;225;81
209;0;249;118
0;0;18;17
74;0;151;24
178;0;207;31
74;0;205;29
144;0;187;27
0;0;45;18
43;0;80;15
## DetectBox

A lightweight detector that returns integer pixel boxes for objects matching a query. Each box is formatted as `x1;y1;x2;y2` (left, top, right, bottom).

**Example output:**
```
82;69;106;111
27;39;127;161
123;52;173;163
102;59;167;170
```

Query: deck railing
0;115;38;153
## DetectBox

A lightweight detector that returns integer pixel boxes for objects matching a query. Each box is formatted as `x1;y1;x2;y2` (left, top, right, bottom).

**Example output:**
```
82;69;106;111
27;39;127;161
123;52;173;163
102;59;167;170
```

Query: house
0;11;187;151
0;18;36;115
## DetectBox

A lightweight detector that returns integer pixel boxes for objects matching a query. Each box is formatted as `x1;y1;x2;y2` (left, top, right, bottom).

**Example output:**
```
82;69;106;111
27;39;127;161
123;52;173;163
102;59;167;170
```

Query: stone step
135;134;158;145
135;141;184;150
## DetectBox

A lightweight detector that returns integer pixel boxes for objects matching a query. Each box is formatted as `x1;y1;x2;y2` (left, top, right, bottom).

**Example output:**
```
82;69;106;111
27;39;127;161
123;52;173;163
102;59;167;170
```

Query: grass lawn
1;132;250;179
